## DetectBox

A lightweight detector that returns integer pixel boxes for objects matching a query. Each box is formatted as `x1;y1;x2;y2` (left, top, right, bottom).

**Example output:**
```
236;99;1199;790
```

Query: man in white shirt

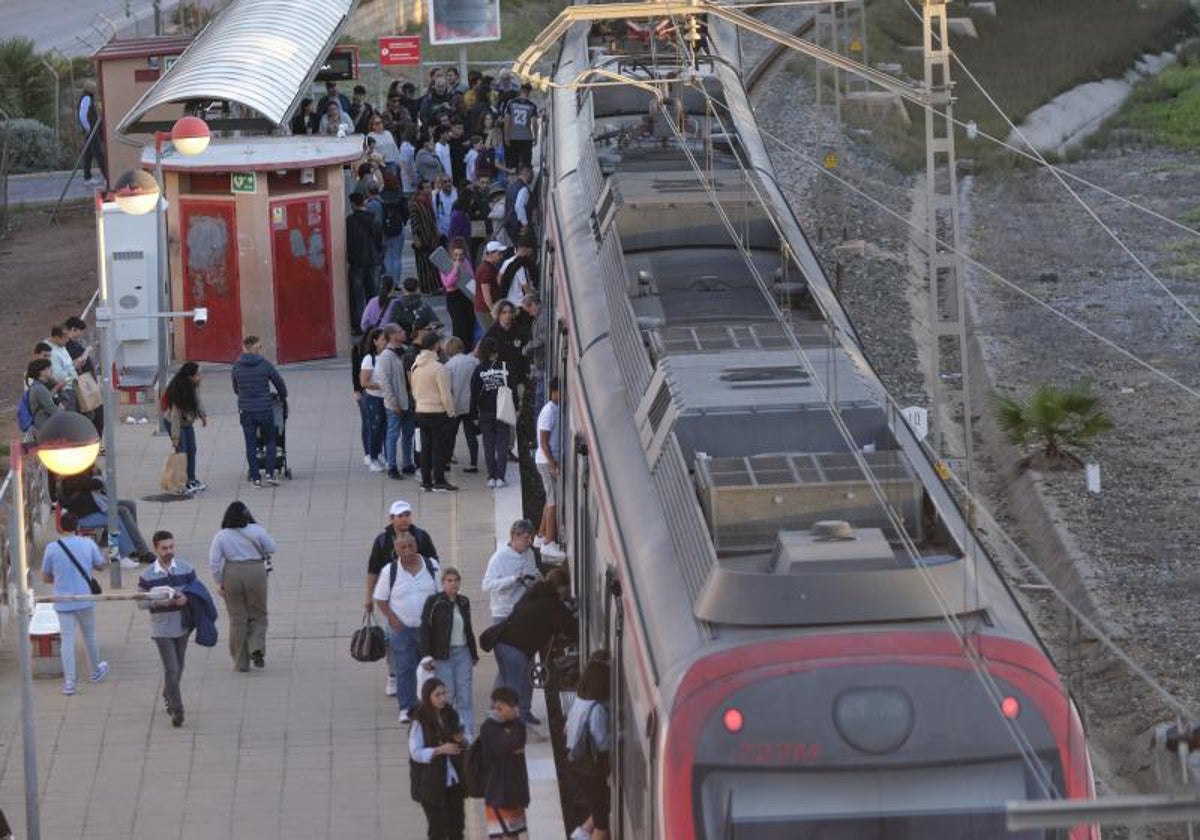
434;126;453;180
374;531;440;722
500;238;535;306
534;380;567;560
433;174;458;239
481;519;538;621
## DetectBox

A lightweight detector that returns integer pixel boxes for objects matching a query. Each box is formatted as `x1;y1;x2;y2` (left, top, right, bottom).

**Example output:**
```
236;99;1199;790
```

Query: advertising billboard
429;0;502;46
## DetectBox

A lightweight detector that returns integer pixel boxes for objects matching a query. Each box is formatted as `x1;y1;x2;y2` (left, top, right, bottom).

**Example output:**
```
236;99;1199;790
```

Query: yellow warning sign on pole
849;38;863;53
823;151;838;170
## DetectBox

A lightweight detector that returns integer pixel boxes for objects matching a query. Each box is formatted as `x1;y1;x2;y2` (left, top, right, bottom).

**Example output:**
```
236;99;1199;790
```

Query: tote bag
496;363;517;427
75;372;103;413
159;452;188;493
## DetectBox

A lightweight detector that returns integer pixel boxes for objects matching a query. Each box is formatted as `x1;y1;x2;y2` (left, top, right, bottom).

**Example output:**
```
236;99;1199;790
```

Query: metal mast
922;0;973;489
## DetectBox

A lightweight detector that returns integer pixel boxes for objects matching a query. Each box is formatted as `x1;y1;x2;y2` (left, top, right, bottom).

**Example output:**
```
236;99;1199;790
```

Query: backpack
383;296;425;333
388;555;439;588
463;736;487;798
568;702;608;777
383;196;407;237
498;257;524;299
17;390;35;433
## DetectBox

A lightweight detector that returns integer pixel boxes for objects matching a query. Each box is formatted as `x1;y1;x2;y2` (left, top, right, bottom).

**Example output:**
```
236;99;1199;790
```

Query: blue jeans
478;411;511;482
57;606;101;684
79;500;146;556
363;393;386;460
174;423;197;482
434;644;476;737
388;624;421;713
240;409;276;480
493;640;532;722
357;396;372;456
384;233;406;279
385;408;417;472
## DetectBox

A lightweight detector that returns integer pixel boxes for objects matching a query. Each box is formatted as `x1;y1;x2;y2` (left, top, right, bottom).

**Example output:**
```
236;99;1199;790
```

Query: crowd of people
328;64;540;340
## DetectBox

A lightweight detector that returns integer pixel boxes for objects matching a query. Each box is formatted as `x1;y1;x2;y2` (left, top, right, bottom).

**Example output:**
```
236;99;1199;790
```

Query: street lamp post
10;411;103;840
149;116;211;434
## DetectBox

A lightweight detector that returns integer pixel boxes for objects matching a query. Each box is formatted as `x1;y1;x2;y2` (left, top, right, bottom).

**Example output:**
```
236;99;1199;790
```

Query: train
533;10;1098;840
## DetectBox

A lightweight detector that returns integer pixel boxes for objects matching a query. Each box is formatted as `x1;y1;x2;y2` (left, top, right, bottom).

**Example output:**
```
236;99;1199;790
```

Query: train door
606;571;626;839
573;443;593;658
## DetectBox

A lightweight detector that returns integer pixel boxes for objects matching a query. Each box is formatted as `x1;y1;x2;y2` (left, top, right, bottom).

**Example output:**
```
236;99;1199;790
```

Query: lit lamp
111;168;160;216
168;114;211;156
10;411;100;840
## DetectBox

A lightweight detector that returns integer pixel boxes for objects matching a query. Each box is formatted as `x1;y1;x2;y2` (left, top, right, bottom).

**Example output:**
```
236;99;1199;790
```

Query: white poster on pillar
428;0;501;45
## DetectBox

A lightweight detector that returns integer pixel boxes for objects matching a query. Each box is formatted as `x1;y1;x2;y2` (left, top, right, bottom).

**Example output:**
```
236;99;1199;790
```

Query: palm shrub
993;381;1114;464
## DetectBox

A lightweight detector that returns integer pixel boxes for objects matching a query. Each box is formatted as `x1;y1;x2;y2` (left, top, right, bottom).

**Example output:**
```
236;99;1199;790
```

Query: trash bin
29;602;63;678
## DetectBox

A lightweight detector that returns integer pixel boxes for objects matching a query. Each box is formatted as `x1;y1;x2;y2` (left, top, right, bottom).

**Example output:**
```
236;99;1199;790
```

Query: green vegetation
1107;63;1200;149
993;381;1114;464
0;37;97;167
863;0;1195;168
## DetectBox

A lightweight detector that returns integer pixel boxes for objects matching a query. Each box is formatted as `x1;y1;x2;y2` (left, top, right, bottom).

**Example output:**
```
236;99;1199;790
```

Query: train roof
548;22;1042;690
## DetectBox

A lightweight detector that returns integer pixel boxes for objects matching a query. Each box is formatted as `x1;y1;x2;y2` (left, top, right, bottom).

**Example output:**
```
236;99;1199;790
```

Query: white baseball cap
389;500;412;517
484;240;506;253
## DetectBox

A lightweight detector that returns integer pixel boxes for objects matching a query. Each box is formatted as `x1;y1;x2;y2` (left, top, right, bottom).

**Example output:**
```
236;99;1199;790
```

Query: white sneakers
570;827;593;840
399;709;410;724
368;459;385;473
363;455;373;467
486;478;509;489
533;535;546;549
385;675;397;697
541;542;567;560
119;556;141;570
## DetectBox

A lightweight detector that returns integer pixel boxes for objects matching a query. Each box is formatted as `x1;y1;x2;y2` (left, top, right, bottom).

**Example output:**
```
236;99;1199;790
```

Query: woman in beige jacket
409;332;457;492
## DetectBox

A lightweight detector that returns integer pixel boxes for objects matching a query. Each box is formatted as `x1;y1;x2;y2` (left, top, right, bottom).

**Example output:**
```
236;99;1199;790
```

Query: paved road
4;171;97;207
0;361;566;838
1;0;210;56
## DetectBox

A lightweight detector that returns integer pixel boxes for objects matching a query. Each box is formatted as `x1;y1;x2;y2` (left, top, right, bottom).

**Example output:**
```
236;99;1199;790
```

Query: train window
696;761;1067;840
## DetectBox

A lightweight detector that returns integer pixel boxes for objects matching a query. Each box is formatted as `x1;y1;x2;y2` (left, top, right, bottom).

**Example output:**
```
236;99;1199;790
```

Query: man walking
410;332;458;492
137;531;195;727
231;336;288;487
366;499;439;697
78;80;107;185
374;531;440;723
40;512;110;696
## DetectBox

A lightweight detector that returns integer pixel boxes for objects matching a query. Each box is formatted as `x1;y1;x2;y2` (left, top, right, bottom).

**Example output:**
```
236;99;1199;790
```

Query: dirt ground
0;206;99;435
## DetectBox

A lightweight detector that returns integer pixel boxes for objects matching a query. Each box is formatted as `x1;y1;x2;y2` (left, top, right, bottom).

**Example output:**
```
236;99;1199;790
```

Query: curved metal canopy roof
116;0;356;135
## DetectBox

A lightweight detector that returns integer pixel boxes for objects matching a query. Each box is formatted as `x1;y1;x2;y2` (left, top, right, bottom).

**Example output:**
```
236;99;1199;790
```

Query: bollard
28;603;63;678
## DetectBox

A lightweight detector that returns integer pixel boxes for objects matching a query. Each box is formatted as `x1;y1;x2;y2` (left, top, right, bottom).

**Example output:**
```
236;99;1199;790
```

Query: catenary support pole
94;194;123;588
9;442;42;840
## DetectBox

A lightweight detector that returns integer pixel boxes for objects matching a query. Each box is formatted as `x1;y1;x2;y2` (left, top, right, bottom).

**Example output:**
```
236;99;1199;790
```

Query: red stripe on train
662;631;1097;840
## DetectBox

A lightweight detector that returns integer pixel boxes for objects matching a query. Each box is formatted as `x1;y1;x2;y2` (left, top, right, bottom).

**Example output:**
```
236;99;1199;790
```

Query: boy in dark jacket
231;336;288;487
480;686;529;838
419;566;479;736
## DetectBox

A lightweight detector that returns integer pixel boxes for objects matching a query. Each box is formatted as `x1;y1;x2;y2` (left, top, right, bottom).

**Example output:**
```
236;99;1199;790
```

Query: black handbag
350;611;388;662
479;618;507;653
59;540;102;595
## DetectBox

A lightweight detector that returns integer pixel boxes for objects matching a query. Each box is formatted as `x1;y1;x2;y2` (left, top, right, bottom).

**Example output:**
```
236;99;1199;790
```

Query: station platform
0;360;565;839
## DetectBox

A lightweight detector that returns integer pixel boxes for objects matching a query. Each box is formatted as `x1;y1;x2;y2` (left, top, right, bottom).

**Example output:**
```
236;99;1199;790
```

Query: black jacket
480;716;530;808
483;322;526;385
367;523;439;576
496;582;578;657
419;592;479;662
58;471;105;517
469;360;507;416
346;208;383;266
409;708;465;807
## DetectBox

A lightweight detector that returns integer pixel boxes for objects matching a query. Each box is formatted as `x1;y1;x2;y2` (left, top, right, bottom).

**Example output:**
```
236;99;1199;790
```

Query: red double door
178;196;336;363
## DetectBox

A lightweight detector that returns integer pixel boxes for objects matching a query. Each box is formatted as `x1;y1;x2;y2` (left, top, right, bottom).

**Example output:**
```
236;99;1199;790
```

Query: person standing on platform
347;191;384;334
374;531;440;722
419;566;479;737
40;512;110;696
474;241;506;331
376;323;413;481
209;501;277;672
534;378;567;561
231;336;288;488
164;362;207;494
409;678;466;839
443;336;479;473
566;655;613;840
502;166;533;245
502;83;538;171
471;337;513;487
441;237;477;348
410;331;458;493
365;499;439;697
78;80;107;185
137;530;195;727
480;686;531;839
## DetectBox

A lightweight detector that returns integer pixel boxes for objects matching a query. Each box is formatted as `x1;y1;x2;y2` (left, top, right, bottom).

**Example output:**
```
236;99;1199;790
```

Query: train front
663;631;1097;840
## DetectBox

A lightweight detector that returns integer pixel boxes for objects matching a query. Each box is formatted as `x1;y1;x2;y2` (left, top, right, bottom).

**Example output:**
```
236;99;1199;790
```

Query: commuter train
535;13;1098;840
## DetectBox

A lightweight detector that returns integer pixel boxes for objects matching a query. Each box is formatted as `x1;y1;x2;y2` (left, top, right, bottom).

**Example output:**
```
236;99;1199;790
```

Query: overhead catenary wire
653;87;1061;801
899;0;1200;330
740;107;1198;720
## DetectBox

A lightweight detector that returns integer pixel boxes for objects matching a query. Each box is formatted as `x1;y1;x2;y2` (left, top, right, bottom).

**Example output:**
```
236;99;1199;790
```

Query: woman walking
470;337;512;487
208;501;277;672
358;328;388;472
419;566;479;737
440;236;477;349
163;362;207;493
409;678;467;840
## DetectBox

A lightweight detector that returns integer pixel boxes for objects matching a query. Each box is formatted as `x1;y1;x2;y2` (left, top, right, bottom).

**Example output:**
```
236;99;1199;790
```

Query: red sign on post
379;36;421;67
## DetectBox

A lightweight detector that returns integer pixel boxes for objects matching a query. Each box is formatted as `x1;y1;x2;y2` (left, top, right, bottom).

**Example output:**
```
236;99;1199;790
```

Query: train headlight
833;687;915;755
722;707;744;733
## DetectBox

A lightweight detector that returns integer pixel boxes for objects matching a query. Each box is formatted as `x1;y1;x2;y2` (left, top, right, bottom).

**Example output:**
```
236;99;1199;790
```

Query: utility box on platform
102;201;161;372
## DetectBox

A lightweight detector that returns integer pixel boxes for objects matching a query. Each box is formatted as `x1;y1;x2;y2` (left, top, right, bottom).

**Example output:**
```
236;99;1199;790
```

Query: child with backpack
478;686;530;838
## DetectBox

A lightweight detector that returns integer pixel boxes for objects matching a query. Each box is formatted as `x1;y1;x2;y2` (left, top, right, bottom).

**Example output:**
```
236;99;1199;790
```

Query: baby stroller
251;394;293;480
